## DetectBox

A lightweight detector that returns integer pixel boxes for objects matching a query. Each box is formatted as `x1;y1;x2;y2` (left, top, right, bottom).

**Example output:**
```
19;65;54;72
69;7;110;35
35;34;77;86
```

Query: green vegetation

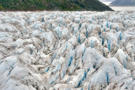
0;0;112;11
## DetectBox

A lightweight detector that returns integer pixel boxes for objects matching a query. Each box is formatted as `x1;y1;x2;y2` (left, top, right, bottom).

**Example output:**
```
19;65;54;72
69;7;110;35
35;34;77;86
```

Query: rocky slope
0;0;112;11
0;11;135;90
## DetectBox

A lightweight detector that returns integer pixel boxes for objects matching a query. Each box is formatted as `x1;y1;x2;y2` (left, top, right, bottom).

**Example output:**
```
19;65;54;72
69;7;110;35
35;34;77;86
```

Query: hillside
0;0;112;11
111;0;135;6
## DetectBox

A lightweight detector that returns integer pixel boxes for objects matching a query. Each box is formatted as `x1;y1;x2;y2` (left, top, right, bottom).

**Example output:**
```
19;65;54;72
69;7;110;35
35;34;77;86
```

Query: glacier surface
0;11;135;90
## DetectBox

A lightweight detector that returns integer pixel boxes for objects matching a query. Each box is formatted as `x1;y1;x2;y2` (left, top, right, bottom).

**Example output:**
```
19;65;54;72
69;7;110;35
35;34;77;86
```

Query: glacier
0;11;135;90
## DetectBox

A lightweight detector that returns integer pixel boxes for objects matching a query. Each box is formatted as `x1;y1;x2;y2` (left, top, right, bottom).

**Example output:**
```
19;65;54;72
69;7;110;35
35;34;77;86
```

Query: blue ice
105;72;109;85
107;40;111;51
68;56;73;67
86;30;89;38
119;32;122;40
78;34;81;44
76;71;87;88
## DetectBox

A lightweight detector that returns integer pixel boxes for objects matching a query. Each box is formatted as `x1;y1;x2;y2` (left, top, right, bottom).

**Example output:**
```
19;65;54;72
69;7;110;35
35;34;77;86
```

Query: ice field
0;11;135;90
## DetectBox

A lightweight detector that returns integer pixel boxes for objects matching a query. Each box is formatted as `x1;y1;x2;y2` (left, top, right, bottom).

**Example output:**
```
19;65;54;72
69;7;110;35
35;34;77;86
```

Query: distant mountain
111;0;135;6
100;0;114;2
0;0;112;11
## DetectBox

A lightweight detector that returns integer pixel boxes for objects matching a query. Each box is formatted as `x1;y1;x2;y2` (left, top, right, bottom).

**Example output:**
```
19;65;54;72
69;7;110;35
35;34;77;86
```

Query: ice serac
0;11;135;90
